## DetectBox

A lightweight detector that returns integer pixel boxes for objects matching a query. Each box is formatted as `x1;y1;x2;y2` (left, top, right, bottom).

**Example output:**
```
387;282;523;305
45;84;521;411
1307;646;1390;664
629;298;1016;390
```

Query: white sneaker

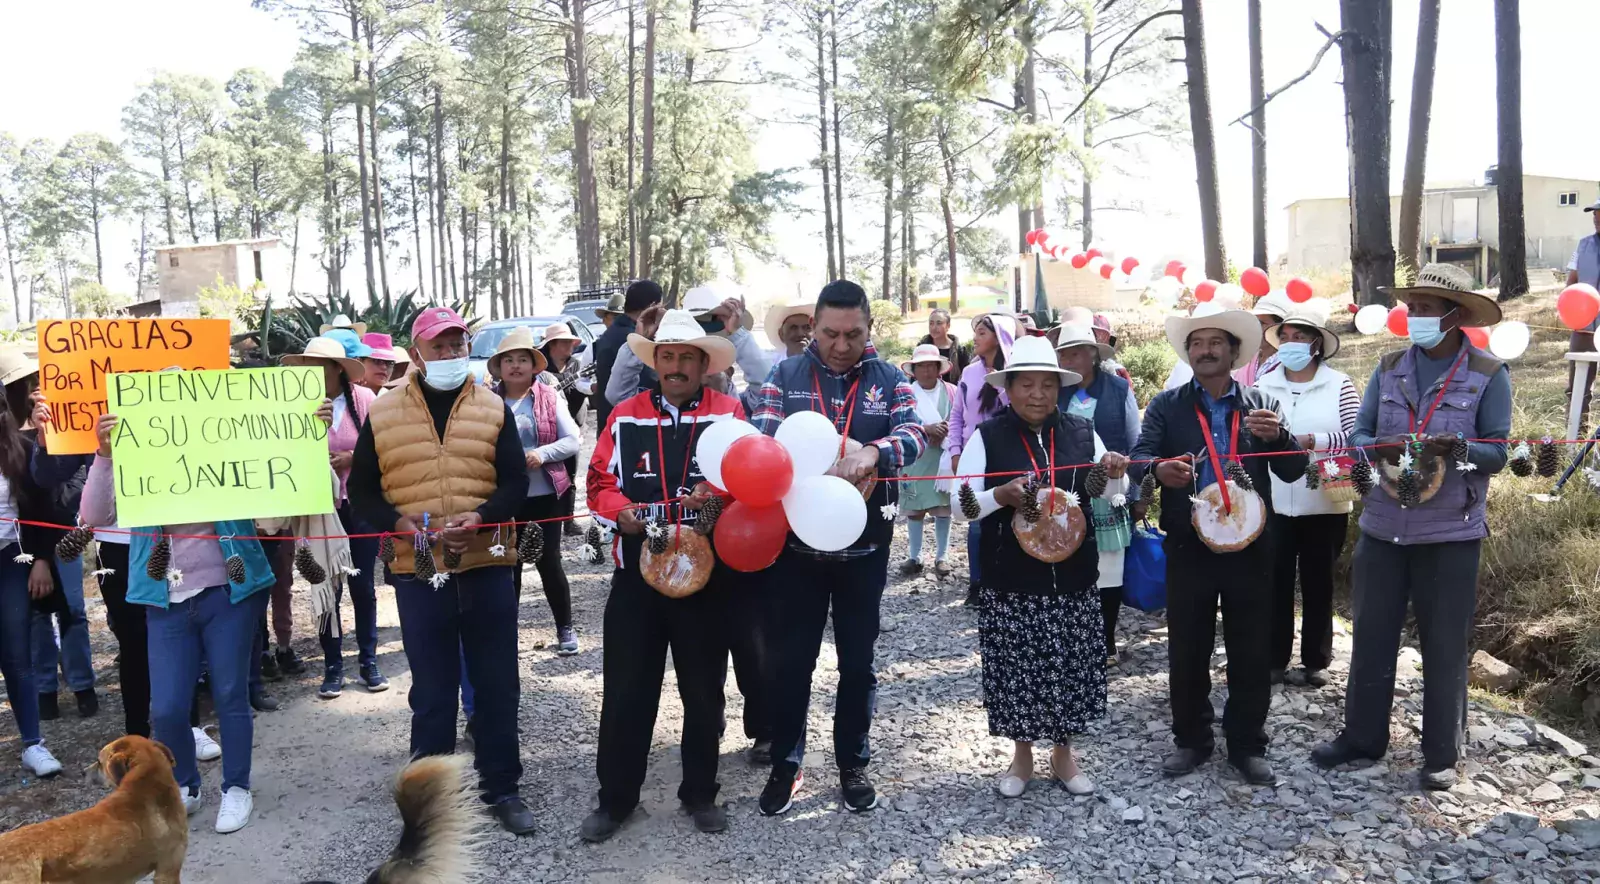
193;727;221;762
216;787;252;833
182;787;203;816
21;744;61;778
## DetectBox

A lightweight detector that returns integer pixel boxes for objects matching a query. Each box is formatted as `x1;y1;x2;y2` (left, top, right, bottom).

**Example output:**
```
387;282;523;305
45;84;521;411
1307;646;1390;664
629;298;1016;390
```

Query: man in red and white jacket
581;309;747;844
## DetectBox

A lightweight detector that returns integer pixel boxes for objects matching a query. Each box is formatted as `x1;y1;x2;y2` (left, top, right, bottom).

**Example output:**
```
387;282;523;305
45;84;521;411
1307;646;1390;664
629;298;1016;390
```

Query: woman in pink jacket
947;314;1016;602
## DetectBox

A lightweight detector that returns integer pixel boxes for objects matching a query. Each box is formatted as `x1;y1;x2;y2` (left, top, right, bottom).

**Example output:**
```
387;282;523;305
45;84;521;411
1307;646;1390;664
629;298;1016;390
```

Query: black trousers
515;495;573;628
1165;537;1272;760
727;575;772;742
1268;512;1348;672
596;565;729;817
1100;588;1122;659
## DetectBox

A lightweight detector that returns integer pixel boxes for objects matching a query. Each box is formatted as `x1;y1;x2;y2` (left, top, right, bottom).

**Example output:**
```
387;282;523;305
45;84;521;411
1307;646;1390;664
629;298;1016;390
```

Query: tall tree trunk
829;0;846;272
90;197;105;284
937;122;960;314
289;215;300;298
881;102;895;300
816;10;837;280
408;127;427;300
1247;0;1268;270
901;134;916;315
366;14;390;299
460;144;472;311
133;211;149;301
1495;0;1528;299
0;195;23;321
569;0;602;289
176;133;199;241
322;123;340;297
499;162;513;319
1022;38;1043;231
627;0;637;276
1339;0;1396;305
1182;0;1227;281
1081;26;1094;249
434;86;455;303
208;160;224;241
350;4;377;301
1397;0;1440;279
638;6;657;276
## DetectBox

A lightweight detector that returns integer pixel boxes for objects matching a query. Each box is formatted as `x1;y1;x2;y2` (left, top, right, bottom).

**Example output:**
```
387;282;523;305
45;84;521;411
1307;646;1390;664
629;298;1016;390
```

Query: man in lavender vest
1311;264;1512;790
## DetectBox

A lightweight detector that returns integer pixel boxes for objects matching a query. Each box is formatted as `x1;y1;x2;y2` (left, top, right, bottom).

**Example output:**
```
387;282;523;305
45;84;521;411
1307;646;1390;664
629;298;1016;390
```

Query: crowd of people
0;261;1514;842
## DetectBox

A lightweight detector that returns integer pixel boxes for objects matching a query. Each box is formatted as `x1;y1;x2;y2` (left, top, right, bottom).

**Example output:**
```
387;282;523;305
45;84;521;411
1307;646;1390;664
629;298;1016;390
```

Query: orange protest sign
38;319;233;454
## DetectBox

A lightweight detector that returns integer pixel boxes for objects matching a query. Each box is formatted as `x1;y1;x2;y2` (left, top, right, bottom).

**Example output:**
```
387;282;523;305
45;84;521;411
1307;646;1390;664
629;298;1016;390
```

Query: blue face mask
422;356;471;390
1276;341;1315;372
1407;309;1455;350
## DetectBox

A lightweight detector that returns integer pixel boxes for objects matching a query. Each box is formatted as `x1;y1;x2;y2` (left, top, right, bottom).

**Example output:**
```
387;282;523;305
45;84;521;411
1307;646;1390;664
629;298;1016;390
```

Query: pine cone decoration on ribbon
378;533;396;564
1019;474;1043;524
1450;434;1469;463
647;518;671;555
55;525;93;562
958;483;982;520
695;494;724;537
226;555;246;585
1225;460;1254;492
518;524;544;564
442;547;463;571
146;534;172;581
1351;459;1375;497
1303;461;1321;490
1139;471;1157;502
585;522;604;564
295;542;327;585
1537;437;1561;478
413;539;437;582
1084;462;1109;499
1509;441;1533;477
1397;468;1422;508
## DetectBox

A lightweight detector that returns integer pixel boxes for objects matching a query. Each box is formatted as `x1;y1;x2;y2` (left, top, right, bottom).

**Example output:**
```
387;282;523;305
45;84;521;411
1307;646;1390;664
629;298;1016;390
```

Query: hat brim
1053;338;1116;362
1165;311;1264;370
984;364;1082;390
627;333;737;376
900;355;953;375
319;322;368;336
1378;285;1503;328
1266;319;1342;360
0;363;38;388
282;352;367;383
764;302;812;348
488;346;548;379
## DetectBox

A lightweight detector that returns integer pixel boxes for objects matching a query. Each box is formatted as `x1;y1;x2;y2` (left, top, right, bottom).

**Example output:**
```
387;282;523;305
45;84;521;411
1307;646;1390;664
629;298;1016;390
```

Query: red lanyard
1193;405;1241;515
1017;427;1057;510
812;371;861;458
1409;350;1467;434
653;399;702;527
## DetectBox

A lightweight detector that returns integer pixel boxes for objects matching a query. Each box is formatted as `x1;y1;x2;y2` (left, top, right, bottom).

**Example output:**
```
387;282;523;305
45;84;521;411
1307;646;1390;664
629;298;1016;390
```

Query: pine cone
1020;474;1042;524
1450;434;1469;463
1225;461;1254;492
1085;462;1109;499
695;494;724;537
226;554;246;585
378;534;396;564
146;534;171;581
1397;469;1421;508
55;525;93;562
1351;459;1375;496
1537;437;1561;478
585;523;604;564
1303;461;1321;490
413;540;437;582
518;524;544;564
442;547;462;571
1509;442;1533;477
647;519;671;555
295;543;327;585
1139;471;1157;502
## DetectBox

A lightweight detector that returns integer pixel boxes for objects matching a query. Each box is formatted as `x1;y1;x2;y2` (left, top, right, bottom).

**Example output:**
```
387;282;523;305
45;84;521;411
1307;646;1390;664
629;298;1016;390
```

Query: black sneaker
74;689;98;718
274;646;306;676
318;669;343;699
579;808;627;843
37;692;59;721
839;767;877;812
250;691;280;712
492;796;536;835
688;802;728;833
359;664;389;693
758;767;803;816
897;560;923;577
260;651;281;681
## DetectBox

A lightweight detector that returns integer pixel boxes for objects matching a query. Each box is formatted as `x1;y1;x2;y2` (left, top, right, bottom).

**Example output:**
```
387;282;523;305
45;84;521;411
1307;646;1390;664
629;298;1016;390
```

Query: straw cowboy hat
0;346;37;387
283;336;368;382
1266;299;1342;359
1165;302;1262;370
1052;323;1114;362
1379;262;1503;328
595;292;626;319
628;309;737;374
900;343;952;376
487;326;548;378
985;335;1082;390
764;300;813;348
319;313;367;336
537;321;583;347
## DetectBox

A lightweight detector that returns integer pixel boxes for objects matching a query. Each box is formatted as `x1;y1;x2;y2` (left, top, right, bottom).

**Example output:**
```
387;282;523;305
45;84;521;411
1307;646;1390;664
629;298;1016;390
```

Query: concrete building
152;238;282;316
1284;172;1600;285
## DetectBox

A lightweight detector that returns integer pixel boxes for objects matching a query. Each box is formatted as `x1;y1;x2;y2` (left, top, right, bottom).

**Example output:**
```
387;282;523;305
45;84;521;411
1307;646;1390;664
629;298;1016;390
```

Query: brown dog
0;735;187;884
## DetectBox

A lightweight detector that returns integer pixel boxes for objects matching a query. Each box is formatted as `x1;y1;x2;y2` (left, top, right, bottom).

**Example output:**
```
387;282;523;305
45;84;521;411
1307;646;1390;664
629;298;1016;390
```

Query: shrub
1119;339;1175;407
870;298;911;362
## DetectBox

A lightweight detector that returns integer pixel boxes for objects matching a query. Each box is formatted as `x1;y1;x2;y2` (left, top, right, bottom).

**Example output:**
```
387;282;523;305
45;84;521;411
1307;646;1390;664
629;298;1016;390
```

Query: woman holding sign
286;333;386;699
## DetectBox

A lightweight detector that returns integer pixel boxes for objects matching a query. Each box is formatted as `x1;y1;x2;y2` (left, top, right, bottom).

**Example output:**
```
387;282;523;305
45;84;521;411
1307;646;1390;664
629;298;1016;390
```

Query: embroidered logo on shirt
863;385;888;415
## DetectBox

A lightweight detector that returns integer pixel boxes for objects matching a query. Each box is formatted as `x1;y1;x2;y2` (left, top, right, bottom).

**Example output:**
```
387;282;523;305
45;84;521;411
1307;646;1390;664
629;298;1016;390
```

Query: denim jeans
31;554;95;694
320;503;379;674
459;645;475;720
0;548;41;746
146;585;268;794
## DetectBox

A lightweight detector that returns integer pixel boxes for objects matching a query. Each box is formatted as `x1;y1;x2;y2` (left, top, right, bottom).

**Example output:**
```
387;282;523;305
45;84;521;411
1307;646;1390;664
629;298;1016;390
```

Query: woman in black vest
957;336;1129;799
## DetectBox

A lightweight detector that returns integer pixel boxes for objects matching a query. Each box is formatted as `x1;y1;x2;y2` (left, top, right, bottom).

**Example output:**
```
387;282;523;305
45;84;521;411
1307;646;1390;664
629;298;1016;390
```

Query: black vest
977;409;1100;596
1057;368;1133;454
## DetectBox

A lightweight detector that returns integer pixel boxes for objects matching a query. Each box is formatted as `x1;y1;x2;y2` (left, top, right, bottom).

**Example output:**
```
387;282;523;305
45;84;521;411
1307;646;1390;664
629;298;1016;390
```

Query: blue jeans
459;645;475;720
147;586;268;794
393;567;520;801
0;549;41;746
320;503;380;674
32;555;94;693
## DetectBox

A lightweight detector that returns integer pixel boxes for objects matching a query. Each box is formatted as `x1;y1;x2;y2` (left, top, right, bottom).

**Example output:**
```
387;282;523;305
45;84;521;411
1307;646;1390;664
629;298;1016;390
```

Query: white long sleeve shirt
956;427;1128;519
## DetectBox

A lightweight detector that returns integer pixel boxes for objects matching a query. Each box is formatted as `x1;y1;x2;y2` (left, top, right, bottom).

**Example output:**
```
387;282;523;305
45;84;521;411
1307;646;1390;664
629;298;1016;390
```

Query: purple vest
1359;345;1501;545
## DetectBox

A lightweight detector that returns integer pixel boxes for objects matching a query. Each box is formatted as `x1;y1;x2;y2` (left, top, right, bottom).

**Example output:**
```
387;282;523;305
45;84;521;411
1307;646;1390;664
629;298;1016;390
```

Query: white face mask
422;357;470;390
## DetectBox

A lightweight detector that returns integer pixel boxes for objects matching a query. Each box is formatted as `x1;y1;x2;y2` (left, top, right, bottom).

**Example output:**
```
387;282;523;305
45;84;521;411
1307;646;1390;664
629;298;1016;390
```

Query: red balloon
1285;277;1314;303
1386;302;1409;337
713;500;789;572
1558;283;1600;330
1346;303;1360;314
1164;260;1186;279
1045;243;1060;258
1084;247;1102;261
1463;326;1490;349
1070;252;1090;269
1099;262;1114;280
1120;256;1139;275
721;434;793;507
1240;266;1271;298
1194;280;1219;302
1025;229;1039;246
1036;230;1050;246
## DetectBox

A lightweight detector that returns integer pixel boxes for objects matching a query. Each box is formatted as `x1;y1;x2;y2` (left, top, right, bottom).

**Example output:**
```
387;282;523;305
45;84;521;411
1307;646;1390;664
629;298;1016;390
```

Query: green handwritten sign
108;367;334;527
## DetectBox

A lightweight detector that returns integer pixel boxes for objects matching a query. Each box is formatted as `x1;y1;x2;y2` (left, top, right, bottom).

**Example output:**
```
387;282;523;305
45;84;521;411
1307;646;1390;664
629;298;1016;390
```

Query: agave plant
253;290;466;358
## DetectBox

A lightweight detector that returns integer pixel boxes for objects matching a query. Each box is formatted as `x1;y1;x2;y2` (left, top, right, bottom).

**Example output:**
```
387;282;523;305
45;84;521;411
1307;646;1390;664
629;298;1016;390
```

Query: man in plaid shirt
750;280;926;817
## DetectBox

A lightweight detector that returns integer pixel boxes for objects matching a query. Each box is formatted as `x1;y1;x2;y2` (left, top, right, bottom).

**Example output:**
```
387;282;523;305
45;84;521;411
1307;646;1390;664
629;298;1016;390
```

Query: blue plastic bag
1122;520;1167;613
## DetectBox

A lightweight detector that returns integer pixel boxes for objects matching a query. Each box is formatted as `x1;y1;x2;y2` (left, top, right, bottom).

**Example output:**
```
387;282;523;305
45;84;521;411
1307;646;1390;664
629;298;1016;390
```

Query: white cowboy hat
1250;291;1294;320
283;335;368;382
628;309;737;375
1165;303;1262;370
318;313;367;336
900;343;952;375
764;300;813;348
488;326;548;378
1378;262;1503;328
682;286;722;316
985;335;1082;390
0;346;37;387
1266;299;1342;359
537;321;583;346
1052;323;1114;362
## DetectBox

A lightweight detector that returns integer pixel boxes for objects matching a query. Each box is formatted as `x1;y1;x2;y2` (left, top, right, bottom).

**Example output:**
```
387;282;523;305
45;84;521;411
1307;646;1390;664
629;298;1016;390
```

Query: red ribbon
1016;427;1057;512
1409;349;1468;435
812;371;861;458
1193;405;1241;515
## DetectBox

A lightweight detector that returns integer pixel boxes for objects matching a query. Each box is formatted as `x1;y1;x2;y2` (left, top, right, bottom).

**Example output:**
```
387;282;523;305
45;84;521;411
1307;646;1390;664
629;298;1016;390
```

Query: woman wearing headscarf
947;313;1016;602
284;331;385;699
958;335;1128;798
896;344;957;578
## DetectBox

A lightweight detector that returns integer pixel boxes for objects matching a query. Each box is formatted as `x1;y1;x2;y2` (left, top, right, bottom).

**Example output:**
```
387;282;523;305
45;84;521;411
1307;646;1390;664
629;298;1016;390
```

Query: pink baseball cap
411;306;470;342
360;332;408;363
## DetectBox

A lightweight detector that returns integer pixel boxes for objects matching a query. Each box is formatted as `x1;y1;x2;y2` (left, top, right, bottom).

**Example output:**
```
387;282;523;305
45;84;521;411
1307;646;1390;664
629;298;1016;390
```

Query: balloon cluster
694;412;869;572
1351;301;1530;360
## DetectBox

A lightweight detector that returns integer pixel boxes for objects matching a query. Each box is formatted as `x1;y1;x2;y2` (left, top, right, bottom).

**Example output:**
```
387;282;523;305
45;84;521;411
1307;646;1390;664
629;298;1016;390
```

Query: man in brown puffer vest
348;306;535;835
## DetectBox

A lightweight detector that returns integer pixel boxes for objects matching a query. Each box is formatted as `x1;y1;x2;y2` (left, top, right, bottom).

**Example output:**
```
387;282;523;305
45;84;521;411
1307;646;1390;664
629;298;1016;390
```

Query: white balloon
1490;321;1530;360
1125;263;1152;288
1152;275;1182;297
1181;267;1206;289
774;410;842;479
1086;257;1110;275
783;475;868;552
1353;303;1389;335
695;419;759;490
1213;283;1246;309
